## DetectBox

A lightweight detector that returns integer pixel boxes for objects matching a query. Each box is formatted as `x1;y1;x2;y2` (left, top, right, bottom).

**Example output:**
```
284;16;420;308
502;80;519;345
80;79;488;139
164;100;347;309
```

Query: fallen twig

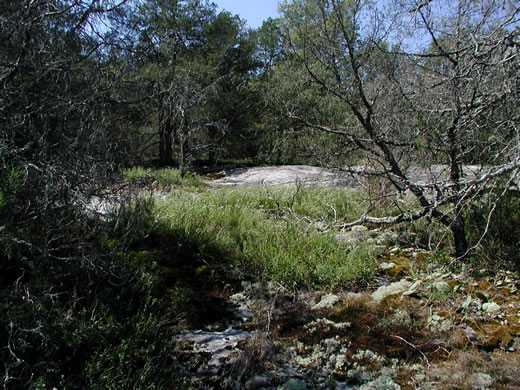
392;335;430;367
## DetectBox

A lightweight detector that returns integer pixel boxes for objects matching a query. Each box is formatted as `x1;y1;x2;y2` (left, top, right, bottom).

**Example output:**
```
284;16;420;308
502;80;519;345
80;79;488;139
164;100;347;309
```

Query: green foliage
130;0;262;166
3;0;518;385
0;192;181;389
83;307;171;390
154;185;376;289
466;190;520;267
122;167;206;189
245;222;376;288
255;17;284;74
0;167;24;208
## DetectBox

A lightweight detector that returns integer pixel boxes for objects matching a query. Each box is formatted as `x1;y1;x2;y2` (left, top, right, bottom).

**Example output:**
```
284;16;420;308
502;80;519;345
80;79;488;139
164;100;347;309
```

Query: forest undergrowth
2;168;520;389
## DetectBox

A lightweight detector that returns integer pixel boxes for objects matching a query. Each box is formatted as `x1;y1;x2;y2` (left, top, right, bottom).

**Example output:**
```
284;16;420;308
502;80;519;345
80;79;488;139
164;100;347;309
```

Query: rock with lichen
371;280;412;302
312;294;341;310
359;375;401;390
482;302;501;314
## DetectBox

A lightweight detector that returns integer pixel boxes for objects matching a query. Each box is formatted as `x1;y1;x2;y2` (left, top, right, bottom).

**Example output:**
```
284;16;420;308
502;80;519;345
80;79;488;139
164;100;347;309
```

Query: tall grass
122;166;205;189
153;185;376;289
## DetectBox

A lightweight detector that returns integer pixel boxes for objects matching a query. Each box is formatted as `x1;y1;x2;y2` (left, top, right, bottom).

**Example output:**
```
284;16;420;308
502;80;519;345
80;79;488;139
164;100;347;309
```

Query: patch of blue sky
215;0;281;29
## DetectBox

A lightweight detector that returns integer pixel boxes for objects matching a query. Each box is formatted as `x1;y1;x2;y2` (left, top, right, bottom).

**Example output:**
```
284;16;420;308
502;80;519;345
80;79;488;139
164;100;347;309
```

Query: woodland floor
165;166;520;389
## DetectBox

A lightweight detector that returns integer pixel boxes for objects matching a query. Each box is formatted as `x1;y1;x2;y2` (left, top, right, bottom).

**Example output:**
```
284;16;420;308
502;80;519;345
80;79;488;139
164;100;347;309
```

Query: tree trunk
178;112;190;177
159;129;173;165
179;137;186;177
208;125;217;166
158;97;173;166
450;213;469;260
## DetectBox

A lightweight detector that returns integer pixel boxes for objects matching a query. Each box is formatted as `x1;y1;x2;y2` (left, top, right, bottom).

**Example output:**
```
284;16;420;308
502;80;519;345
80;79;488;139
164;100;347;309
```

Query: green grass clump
153;185;376;289
122;166;205;189
267;184;368;223
191;184;367;224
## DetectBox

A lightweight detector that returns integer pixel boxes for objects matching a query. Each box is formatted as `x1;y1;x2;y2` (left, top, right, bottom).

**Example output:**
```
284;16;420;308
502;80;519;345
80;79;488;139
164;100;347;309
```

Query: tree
131;0;211;167
1;0;133;230
278;0;520;259
198;11;262;164
130;1;261;170
255;17;286;76
251;17;341;165
0;1;162;386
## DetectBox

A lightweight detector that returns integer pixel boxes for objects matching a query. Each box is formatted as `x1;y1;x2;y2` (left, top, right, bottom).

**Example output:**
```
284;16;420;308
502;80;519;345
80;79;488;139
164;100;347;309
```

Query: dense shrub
467;189;520;268
0;192;179;389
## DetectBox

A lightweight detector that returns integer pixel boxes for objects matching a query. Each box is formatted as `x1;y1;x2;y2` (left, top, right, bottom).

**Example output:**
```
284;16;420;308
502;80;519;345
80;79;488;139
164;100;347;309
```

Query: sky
215;0;281;29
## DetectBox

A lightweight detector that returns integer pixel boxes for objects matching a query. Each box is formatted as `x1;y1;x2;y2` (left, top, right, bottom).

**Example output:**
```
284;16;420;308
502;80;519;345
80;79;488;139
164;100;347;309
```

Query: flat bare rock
211;165;361;187
178;327;251;367
210;164;483;189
